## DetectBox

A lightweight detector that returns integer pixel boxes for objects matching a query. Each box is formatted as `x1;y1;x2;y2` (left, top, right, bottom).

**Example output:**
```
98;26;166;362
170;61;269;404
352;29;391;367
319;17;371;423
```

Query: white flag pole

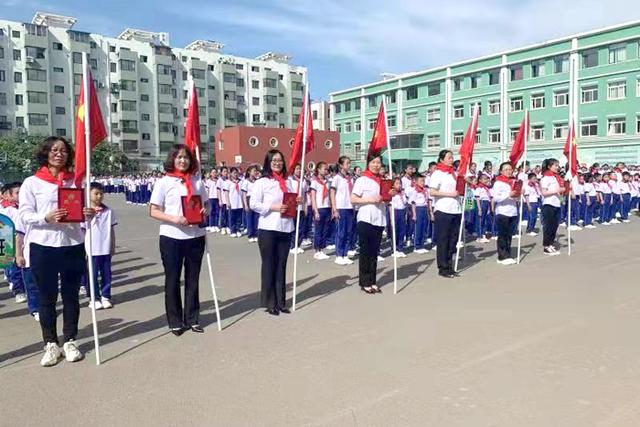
382;96;398;294
190;78;222;331
516;111;528;264
567;118;573;257
292;83;309;312
82;53;101;365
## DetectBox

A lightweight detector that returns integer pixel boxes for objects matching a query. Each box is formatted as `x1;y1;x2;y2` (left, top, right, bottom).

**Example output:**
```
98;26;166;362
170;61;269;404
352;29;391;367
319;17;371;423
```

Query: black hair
163;144;198;174
315;161;328;175
414;173;425;179
230;167;239;175
366;153;383;169
245;165;257;179
499;161;513;172
338;155;350;166
484;160;492;167
36;136;74;169
261;149;287;177
428;161;437;168
90;182;105;192
527;172;537;179
542;158;559;173
437;149;452;163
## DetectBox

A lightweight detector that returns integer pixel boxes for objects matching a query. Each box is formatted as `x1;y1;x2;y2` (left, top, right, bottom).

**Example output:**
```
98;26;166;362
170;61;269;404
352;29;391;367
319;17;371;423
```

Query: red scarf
272;172;287;194
363;169;381;186
166;171;194;202
1;199;15;208
34;166;74;187
543;170;564;189
477;182;490;191
435;163;455;176
414;185;427;195
527;181;541;195
495;174;516;189
232;179;240;193
314;176;328;199
340;172;353;193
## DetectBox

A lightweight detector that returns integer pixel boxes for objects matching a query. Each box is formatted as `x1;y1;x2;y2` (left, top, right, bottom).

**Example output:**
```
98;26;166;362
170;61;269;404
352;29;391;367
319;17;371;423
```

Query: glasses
271;159;284;164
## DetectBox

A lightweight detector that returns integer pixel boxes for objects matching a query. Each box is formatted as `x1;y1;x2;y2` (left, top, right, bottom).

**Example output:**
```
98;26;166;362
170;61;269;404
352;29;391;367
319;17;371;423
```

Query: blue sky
2;0;639;100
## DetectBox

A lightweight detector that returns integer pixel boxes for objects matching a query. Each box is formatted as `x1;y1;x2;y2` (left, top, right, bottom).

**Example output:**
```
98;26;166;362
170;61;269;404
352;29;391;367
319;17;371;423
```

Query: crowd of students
2;135;639;367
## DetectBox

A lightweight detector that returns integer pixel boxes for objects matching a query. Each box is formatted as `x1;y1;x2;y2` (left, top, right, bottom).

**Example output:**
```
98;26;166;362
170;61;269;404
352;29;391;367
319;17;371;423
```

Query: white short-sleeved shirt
524;183;541;203
618;181;631;194
391;192;407;210
331;174;353;210
225;180;244;209
150;176;207;240
216;178;229;204
492;180;518;217
352;176;387;227
83;206;117;256
474;186;491;201
630;181;639;197
540;175;562;208
409;189;429;207
428;170;462;214
583;183;597;197
249;177;294;233
310;178;330;209
287;176;308;212
207;178;218;199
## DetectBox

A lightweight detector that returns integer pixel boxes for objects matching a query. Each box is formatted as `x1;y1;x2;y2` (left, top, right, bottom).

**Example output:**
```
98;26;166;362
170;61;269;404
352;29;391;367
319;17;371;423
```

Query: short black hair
90;182;104;192
528;172;537;179
437;150;452;163
262;149;287;177
4;181;21;193
36;136;74;169
163;144;198;174
499;161;513;172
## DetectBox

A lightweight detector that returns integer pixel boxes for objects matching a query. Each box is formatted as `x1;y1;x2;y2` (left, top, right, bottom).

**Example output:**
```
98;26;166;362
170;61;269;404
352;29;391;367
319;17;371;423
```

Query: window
405;86;418;100
510;65;523;81
121;120;138;132
15;117;24;128
428;83;441;96
637;115;640;134
264;95;276;105
469;104;482;116
263;78;277;88
15;94;23;105
607;81;626;100
354;100;361;111
200;125;207;135
269;137;278;148
367;119;376;130
53;67;63;73
387;116;396;127
0;93;5;105
340;122;350;133
251;97;260;106
386;92;396;104
582;49;598;68
111;103;117;113
554;89;569;106
0;47;4;59
140;94;149;102
427;135;440;148
236;78;245;88
609;43;627;64
51;85;64;94
73;74;82;85
252;114;261;124
292;98;303;107
251;80;260;89
158;84;171;95
120;80;136;91
488;100;500;115
208;100;215;108
157;64;171;75
554;55;569;73
453;105;464;118
27;91;47;104
72;52;82;64
510;97;523;112
470;75;480;89
581;119;597;137
141;113;150;121
368;95;377;107
336;123;342;133
553;123;568;139
159;122;172;133
581;85;598;103
119;59;135;71
264;112;277;121
121;100;136;111
607;117;626;135
324;140;333;150
0;70;4;82
182;71;188;80
14;72;22;83
28;113;48;125
355;120;361;131
427;108;440;123
13;49;21;61
531;125;545;141
140;55;147;63
488;129;500;144
531;60;546;78
453;132;464;146
509;128;520;142
637;78;640;97
55;128;66;136
248;136;259;147
453;78;463;91
489;70;500;85
250;65;260;72
11;30;20;38
531;93;545;109
405;112;418;127
142;133;150;140
89;59;97;69
191;68;205;79
53;42;63;50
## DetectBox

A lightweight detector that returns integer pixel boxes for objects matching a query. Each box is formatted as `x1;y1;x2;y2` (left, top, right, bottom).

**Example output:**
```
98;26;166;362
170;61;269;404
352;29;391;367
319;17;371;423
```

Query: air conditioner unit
26;56;35;63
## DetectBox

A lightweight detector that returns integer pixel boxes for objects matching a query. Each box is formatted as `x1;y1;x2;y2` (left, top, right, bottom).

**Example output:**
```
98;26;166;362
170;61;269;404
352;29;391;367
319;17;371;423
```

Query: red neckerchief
34;166;74;187
314;176;328;199
340;172;353;193
543;170;564;189
363;169;381;186
495;174;516;189
477;182;490;191
414;185;426;195
166;171;194;202
272;172;287;194
1;199;15;208
527;181;541;195
435;163;455;176
231;179;240;193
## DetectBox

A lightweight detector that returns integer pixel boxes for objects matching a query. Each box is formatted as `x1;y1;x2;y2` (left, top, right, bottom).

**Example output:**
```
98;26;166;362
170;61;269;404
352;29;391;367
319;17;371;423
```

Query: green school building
329;21;640;170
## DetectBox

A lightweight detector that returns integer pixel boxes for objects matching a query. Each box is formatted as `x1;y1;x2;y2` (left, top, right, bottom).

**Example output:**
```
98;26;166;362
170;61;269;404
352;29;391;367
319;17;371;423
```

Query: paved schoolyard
1;196;639;426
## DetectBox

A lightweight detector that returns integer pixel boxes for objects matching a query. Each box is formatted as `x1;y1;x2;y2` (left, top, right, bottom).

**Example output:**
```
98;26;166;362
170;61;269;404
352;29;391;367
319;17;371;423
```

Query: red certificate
281;192;298;218
513;180;523;197
181;195;205;225
380;180;393;202
58;188;84;223
456;176;467;196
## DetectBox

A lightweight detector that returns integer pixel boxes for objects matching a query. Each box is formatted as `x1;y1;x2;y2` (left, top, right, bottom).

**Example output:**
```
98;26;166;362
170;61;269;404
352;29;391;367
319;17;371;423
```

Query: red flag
509;111;529;166
185;81;201;154
288;93;315;171
367;102;388;158
74;69;107;187
563;121;578;177
457;103;479;177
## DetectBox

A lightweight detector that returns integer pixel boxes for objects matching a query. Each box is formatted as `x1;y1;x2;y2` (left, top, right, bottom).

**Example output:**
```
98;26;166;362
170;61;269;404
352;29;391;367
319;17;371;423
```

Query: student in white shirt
18;136;95;366
539;158;565;255
287;163;309;253
429;150;462;278
150;144;209;335
390;178;407;257
401;164;416;246
310;161;331;260
330;156;355;265
619;172;632;222
206;168;220;232
250;149;301;316
1;182;28;303
225;167;244;237
582;174;597;229
351;153;388;294
82;182;117;309
216;166;230;233
474;174;492;242
609;174;622;223
242;165;260;242
410;174;430;254
492;162;519;265
524;173;541;235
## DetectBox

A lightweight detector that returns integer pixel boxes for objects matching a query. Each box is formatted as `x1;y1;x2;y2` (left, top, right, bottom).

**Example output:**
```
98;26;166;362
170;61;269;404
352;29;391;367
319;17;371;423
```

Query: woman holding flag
149;144;209;335
492;162;519;265
18;136;96;366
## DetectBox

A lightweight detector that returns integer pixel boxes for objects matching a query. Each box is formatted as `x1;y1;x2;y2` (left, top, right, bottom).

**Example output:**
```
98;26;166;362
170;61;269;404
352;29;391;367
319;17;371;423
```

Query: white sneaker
79;286;87;296
382;231;388;238
334;257;348;265
377;256;385;262
520;220;528;225
296;247;304;254
578;220;584;225
567;225;582;231
206;227;212;232
220;229;227;235
585;224;597;229
414;248;429;254
213;227;220;232
62;340;83;362
289;248;298;255
456;241;465;249
610;219;621;224
326;244;336;251
88;300;103;310
491;236;498;241
623;219;631;223
427;238;432;244
40;342;63;367
406;240;413;247
33;312;40;322
475;238;485;243
101;298;113;309
544;246;560;256
231;233;238;238
302;239;312;247
512;235;520;239
313;252;330;260
15;293;27;303
393;251;407;258
602;222;611;226
560;222;567;227
343;257;354;265
226;228;231;234
527;232;538;236
503;258;517;265
347;250;357;257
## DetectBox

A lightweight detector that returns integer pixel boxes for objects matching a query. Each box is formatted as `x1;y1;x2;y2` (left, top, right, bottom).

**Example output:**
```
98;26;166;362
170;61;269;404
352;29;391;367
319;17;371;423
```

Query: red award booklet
380;180;393;202
513;180;523;197
181;195;204;225
58;188;84;223
281;192;298;218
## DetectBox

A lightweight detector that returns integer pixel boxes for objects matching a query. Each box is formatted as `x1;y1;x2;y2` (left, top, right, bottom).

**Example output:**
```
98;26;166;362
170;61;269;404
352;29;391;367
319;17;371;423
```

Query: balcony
0;122;12;130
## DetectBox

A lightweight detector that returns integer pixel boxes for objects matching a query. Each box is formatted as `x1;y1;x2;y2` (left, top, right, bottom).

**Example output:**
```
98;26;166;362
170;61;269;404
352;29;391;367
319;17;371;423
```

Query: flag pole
567;119;573;257
292;83;309;312
190;79;222;330
382;95;398;294
516;111;528;264
82;53;101;365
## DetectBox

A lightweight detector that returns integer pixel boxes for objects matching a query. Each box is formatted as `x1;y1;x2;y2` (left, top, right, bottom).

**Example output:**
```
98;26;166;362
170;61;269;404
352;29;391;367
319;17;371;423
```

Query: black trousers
30;243;85;345
495;214;517;260
357;221;384;288
258;229;290;310
159;235;205;329
434;211;462;273
541;205;560;247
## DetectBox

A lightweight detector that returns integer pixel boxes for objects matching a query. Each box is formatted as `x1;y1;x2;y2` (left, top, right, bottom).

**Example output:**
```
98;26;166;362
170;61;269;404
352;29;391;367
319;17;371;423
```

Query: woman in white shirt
18;136;95;367
250;149;300;315
492;162;519;265
428;150;462;278
150;145;209;335
330;156;355;265
539;158;565;255
351;154;388;294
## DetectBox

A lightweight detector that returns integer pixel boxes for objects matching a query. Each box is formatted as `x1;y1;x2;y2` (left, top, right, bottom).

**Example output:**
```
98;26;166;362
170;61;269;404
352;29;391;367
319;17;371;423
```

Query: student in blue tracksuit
583;174;597;229
524;173;541;235
619;172;632;222
330;156;355;265
217;166;230;233
207;168;220;231
474;174;492;242
242;165;260;242
310;162;332;260
390;177;407;258
410;174;430;254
